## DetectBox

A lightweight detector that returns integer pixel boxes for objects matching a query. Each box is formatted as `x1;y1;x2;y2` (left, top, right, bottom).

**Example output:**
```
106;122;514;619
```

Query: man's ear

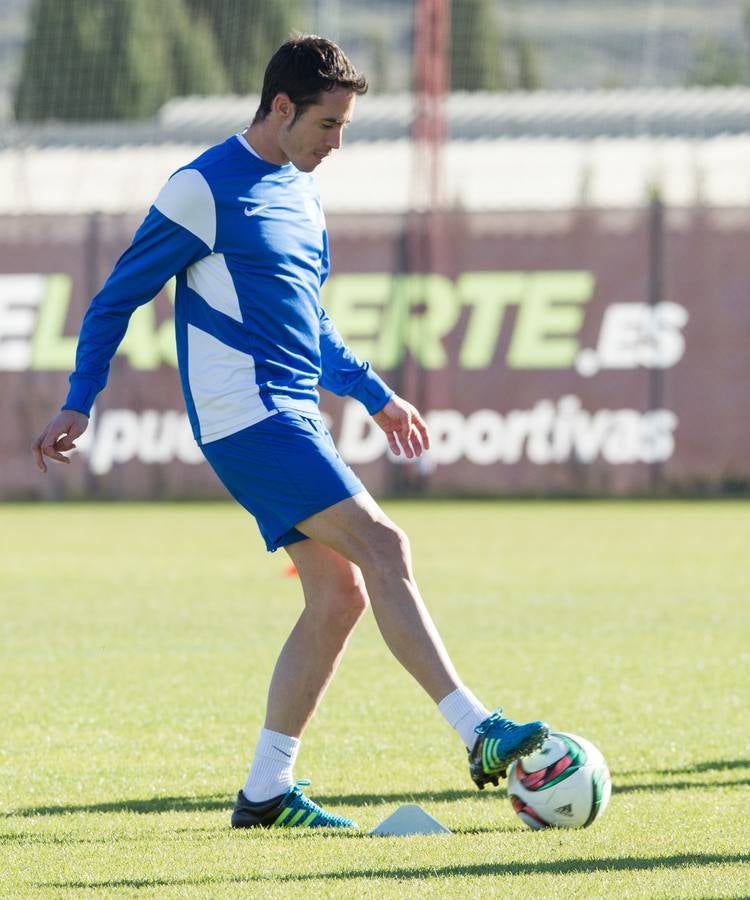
272;93;295;122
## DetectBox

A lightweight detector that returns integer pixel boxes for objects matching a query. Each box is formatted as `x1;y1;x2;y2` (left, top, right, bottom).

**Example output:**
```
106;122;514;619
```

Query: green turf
1;500;748;897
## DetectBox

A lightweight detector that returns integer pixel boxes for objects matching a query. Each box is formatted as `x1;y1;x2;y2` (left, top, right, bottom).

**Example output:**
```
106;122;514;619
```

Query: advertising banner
2;208;748;499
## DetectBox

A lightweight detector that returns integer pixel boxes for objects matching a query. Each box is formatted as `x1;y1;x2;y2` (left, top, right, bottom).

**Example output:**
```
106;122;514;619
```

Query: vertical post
648;191;665;493
82;211;102;496
389;0;448;495
412;0;448;215
85;211;101;305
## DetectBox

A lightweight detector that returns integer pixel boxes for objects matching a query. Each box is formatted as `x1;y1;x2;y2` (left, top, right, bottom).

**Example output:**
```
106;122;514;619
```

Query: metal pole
648;191;665;493
392;0;447;495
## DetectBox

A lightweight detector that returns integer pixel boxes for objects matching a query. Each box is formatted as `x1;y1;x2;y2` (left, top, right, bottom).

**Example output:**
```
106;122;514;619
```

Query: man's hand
31;410;89;473
372;395;431;459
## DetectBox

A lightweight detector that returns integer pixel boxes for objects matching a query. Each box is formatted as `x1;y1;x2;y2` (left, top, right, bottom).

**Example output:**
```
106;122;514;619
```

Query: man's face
278;86;356;172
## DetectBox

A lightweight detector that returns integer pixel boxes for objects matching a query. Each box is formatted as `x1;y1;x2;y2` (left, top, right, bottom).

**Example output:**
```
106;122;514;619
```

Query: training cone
284;563;298;577
369;804;451;836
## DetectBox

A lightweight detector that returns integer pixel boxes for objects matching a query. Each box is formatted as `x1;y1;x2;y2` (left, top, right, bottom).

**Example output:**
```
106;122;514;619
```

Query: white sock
243;728;300;803
438;686;490;749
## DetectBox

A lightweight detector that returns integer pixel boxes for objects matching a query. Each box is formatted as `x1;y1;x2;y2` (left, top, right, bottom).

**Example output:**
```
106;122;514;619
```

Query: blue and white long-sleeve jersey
65;134;393;444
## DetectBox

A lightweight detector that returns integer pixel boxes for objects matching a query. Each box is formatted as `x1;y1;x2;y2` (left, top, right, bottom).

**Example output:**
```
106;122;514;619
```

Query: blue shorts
200;410;365;552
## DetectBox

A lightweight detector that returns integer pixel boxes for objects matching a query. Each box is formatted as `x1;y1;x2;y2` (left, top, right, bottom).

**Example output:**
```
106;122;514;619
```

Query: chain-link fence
3;0;750;125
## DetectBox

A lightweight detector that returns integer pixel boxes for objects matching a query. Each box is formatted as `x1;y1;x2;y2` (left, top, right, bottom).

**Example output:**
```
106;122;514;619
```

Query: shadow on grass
6;767;750;819
3;789;478;819
611;757;750;793
5;770;750;824
620;759;750;777
614;777;750;794
37;853;750;890
3;794;230;818
314;775;750;803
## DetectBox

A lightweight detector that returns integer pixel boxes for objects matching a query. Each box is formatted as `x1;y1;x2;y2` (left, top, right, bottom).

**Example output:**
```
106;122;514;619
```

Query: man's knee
335;579;370;622
365;519;411;571
309;573;369;630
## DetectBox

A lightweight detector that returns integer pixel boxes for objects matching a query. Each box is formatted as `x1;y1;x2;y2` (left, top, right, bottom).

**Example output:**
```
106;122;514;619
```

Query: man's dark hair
254;35;368;125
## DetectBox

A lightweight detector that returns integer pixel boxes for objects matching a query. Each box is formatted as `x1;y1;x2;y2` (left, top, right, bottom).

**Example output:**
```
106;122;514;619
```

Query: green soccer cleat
468;708;549;789
231;781;356;829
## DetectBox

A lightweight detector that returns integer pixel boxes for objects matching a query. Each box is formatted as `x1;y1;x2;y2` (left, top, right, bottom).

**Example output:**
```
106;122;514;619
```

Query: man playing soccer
31;35;548;829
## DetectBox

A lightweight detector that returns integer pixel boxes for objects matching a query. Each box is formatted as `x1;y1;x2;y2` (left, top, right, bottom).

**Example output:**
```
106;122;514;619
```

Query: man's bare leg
239;538;368;807
238;492;547;820
263;538;369;737
296;491;462;703
292;491;549;790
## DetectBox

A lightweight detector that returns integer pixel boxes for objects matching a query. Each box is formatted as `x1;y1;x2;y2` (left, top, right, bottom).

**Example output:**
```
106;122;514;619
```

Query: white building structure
1;88;749;215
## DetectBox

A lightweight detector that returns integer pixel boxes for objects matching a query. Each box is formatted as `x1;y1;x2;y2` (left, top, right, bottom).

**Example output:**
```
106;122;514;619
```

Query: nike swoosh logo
240;201;269;217
273;745;292;758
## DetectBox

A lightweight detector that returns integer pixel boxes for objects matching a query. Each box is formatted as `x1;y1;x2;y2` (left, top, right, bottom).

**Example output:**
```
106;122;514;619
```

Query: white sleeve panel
154;168;216;250
186;253;243;323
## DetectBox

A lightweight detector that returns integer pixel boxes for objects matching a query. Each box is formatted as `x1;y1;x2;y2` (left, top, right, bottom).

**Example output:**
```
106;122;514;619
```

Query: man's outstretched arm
31;168;214;473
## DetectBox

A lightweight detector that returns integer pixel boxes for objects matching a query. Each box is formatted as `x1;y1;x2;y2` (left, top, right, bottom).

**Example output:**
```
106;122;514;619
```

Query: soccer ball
507;731;611;830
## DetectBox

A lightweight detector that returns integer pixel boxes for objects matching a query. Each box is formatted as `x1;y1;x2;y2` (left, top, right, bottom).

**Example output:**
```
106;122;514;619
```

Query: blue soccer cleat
468;708;549;789
231;780;356;829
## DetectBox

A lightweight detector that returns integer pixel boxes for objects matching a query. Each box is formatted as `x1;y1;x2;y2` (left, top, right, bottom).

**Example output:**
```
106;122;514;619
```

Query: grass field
1;500;749;897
